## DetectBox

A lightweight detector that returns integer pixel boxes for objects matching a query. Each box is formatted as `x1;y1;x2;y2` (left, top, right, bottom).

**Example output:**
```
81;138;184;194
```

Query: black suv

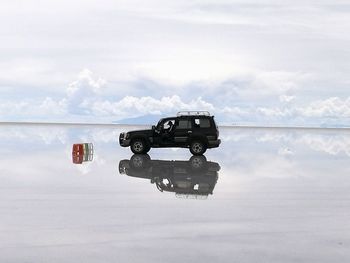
119;111;221;155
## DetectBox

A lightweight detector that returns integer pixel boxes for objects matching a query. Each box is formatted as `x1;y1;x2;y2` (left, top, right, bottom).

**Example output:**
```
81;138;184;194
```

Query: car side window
162;120;175;130
176;119;192;129
194;118;211;128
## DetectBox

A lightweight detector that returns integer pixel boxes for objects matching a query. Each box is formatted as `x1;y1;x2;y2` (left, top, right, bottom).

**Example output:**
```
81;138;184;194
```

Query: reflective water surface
1;124;350;262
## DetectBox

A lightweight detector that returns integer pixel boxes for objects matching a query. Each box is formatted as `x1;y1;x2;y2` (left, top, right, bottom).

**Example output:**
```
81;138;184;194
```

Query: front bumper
208;139;221;148
119;133;131;147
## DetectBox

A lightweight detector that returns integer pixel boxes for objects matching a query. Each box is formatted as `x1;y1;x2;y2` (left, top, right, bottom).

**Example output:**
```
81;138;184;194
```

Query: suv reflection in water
119;155;220;199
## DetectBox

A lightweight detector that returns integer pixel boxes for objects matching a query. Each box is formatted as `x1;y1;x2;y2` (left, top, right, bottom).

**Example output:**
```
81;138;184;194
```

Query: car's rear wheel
131;139;149;154
190;140;207;155
190;155;207;170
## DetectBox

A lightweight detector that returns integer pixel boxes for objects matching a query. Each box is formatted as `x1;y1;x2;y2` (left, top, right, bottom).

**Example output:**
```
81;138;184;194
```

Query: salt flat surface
1;124;350;263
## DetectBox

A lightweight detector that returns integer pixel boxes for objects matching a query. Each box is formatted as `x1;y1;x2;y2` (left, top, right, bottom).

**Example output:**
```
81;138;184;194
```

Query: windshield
156;119;164;130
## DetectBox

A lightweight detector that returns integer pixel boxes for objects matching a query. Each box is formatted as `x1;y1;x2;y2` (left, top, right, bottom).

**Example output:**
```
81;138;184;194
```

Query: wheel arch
130;135;150;146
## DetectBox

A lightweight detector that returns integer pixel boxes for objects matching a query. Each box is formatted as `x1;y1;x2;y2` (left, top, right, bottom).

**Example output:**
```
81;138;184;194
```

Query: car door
158;118;176;147
174;117;192;146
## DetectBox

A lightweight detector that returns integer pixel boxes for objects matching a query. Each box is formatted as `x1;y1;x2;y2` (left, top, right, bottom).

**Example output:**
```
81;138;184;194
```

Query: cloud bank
0;1;349;126
0;69;349;127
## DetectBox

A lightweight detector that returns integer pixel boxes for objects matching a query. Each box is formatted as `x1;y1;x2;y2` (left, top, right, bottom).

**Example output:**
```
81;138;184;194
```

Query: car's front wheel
190;140;207;155
130;139;149;154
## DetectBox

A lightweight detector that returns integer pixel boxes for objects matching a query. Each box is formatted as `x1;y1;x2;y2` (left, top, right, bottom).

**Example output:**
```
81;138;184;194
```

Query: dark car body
119;112;221;155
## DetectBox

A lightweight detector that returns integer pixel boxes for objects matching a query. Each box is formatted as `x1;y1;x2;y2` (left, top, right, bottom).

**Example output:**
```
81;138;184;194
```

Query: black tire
190;140;207;155
130;154;151;169
130;139;149;154
190;155;207;170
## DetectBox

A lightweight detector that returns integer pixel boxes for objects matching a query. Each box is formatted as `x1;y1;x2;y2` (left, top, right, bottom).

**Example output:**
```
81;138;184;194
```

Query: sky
1;0;350;126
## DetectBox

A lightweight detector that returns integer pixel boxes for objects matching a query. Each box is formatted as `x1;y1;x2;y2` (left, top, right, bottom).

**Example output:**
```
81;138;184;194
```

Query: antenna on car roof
177;111;211;117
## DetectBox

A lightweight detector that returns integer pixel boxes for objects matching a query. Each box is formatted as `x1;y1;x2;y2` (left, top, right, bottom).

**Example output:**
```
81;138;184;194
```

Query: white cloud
65;69;106;114
39;97;67;115
253;71;301;96
0;101;29;117
280;95;295;103
278;147;294;156
0;0;349;129
90;95;215;119
0;98;66;121
1;67;350;127
298;133;350;156
1;0;349;93
257;107;290;118
300;97;350;118
220;106;247;116
67;69;106;97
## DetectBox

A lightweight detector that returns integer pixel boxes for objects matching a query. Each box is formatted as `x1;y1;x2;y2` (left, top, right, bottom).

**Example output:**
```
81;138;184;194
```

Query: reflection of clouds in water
0;150;74;186
256;132;295;143
221;133;249;142
250;155;297;179
90;129;120;143
222;128;350;157
74;154;106;175
75;162;91;175
0;128;27;140
94;154;106;166
0;126;68;144
73;128;122;144
221;129;295;143
38;128;67;145
0;125;127;145
222;153;298;182
79;127;137;143
297;134;350;156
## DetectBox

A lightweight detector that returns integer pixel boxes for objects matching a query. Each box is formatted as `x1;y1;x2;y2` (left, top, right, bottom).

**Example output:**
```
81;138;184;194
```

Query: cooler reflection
119;155;220;199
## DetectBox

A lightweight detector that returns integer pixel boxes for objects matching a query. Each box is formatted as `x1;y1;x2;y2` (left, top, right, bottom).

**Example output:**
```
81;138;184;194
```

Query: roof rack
177;111;211;117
